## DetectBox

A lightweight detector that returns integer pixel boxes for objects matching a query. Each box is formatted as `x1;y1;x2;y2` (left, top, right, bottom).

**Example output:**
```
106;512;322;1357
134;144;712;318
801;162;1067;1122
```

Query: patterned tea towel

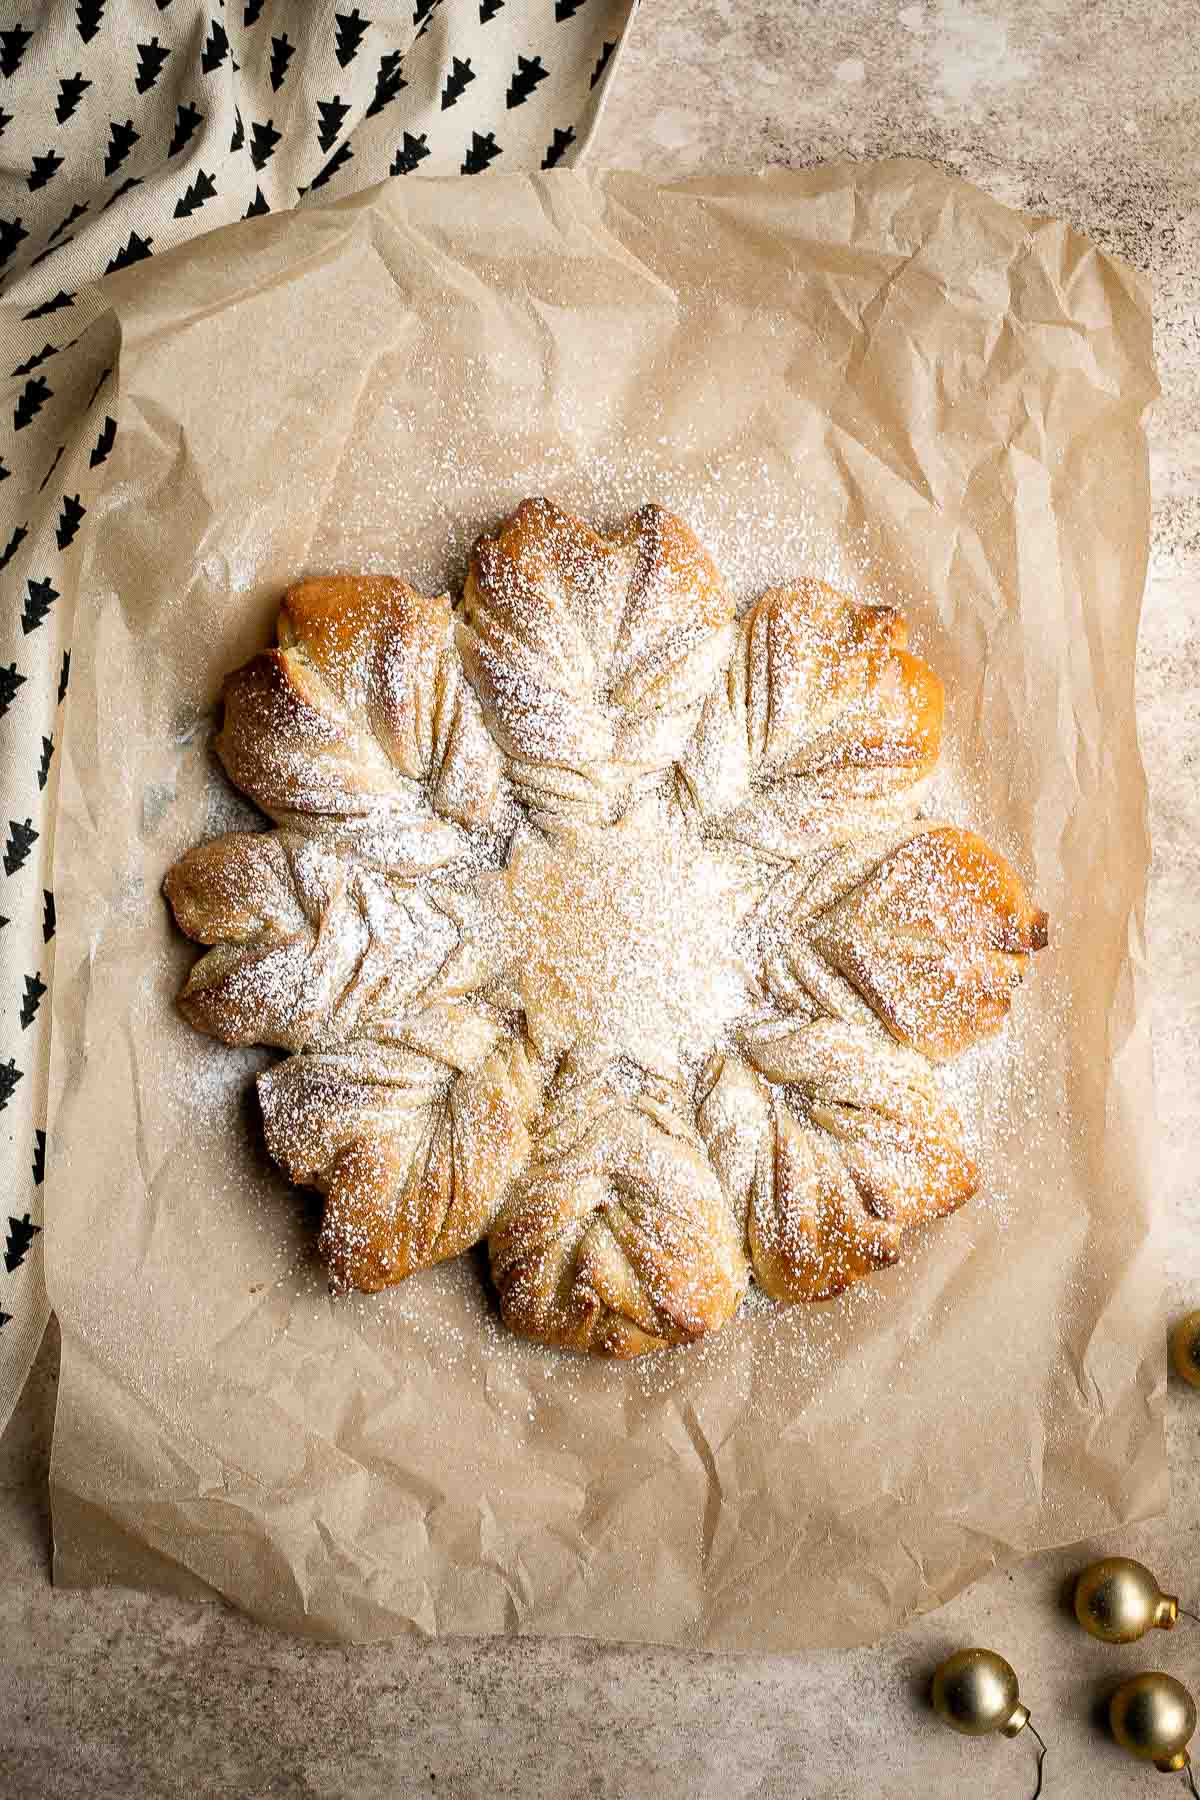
0;0;639;1436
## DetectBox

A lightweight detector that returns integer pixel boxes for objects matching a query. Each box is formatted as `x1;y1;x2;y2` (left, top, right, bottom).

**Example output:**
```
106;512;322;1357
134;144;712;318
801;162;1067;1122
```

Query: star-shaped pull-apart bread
166;500;1047;1357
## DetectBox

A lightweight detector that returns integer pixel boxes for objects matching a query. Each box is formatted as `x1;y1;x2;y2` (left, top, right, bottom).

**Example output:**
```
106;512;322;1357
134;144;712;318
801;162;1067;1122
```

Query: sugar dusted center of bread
502;796;766;1080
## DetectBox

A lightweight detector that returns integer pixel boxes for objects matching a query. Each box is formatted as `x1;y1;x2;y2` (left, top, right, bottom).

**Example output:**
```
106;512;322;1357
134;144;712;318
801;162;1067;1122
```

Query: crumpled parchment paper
46;161;1164;1647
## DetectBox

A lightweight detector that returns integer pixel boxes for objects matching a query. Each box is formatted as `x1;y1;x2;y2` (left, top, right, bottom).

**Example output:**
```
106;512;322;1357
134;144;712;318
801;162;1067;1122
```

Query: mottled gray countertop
3;5;1197;1796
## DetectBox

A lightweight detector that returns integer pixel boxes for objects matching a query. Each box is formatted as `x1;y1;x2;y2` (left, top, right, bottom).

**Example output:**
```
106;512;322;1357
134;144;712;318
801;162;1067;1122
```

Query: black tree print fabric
0;0;637;1431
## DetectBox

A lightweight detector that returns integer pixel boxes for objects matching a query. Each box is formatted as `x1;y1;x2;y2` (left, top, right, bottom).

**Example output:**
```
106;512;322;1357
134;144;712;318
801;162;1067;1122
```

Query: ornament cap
1154;1593;1180;1631
1157;1749;1190;1773
1171;1310;1200;1388
1000;1700;1031;1739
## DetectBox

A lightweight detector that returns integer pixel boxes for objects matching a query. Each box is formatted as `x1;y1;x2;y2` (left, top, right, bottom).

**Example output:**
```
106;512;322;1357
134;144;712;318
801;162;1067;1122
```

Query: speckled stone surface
2;6;1198;1796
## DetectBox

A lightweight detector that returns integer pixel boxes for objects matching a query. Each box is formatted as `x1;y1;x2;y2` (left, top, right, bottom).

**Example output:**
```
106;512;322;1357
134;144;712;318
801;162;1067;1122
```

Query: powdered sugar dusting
502;799;766;1080
163;473;1053;1377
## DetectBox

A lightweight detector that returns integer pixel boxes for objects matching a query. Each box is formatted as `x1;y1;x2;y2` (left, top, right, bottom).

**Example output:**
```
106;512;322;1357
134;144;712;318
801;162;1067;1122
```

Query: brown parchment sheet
46;161;1164;1649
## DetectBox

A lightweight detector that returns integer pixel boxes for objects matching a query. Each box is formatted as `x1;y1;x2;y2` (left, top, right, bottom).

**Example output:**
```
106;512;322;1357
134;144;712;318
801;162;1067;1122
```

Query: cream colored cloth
0;0;638;1435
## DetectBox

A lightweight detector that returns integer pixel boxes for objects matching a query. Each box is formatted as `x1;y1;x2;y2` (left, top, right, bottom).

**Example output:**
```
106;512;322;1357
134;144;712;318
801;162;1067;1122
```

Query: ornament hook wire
1027;1723;1048;1800
1179;1607;1200;1625
1184;1763;1199;1800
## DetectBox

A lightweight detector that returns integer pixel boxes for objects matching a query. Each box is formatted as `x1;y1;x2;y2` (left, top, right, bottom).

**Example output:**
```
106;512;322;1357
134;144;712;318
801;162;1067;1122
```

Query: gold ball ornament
1171;1311;1200;1388
931;1649;1031;1737
1110;1672;1197;1774
1075;1556;1180;1643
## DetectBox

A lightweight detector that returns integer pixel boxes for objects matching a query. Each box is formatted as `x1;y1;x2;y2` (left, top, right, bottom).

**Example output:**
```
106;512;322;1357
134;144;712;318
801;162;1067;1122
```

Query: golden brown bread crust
165;830;475;1051
701;1021;979;1303
217;573;503;850
165;829;304;948
163;500;1047;1356
459;497;736;823
800;825;1050;1061
317;1050;532;1295
747;820;1051;1066
680;579;944;846
488;1065;749;1357
278;575;442;771
258;1019;536;1294
166;831;349;1049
